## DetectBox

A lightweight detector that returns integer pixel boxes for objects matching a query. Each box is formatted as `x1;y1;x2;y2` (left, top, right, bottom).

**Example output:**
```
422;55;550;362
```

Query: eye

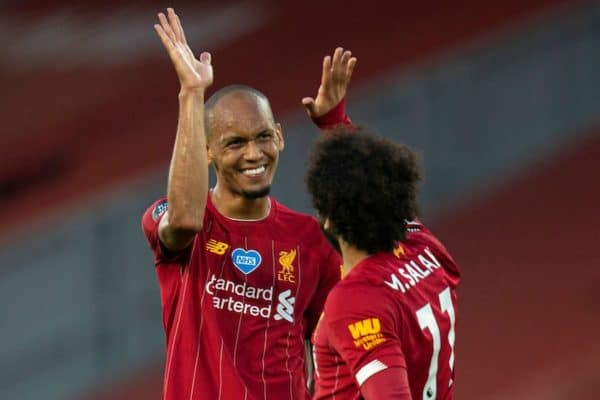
226;138;244;149
257;132;274;142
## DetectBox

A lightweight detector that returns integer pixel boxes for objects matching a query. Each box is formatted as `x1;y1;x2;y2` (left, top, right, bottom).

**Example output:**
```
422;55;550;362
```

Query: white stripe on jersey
356;359;388;386
292;244;302;399
163;267;190;400
261;240;277;400
189;267;214;400
285;330;293;400
218;338;224;399
312;345;320;378
233;238;248;367
333;354;341;399
238;236;250;399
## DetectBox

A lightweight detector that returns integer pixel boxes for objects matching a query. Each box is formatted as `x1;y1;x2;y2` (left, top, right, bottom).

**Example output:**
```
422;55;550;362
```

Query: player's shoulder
332;275;378;295
272;198;317;222
143;196;168;219
141;196;169;232
404;219;460;281
405;220;446;253
327;268;384;305
271;198;322;236
141;195;210;238
404;219;431;240
325;276;391;323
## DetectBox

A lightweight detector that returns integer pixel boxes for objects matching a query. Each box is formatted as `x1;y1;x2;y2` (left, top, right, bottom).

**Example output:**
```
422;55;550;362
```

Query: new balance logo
274;289;295;323
206;239;229;255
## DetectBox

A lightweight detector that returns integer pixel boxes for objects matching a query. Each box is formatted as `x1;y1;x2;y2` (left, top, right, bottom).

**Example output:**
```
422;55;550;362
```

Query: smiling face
207;92;284;200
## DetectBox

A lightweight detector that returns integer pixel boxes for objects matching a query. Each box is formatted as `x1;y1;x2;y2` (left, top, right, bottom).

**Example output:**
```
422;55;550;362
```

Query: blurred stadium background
0;0;598;399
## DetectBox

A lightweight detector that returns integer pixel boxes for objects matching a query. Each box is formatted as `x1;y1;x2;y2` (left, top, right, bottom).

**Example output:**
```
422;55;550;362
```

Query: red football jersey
312;221;460;399
142;195;341;400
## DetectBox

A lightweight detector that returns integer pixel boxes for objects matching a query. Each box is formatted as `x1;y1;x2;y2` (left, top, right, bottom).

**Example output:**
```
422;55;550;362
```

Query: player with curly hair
307;127;460;399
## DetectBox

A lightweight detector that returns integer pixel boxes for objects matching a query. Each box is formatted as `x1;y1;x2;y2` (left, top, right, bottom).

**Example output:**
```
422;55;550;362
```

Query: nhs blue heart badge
231;248;262;275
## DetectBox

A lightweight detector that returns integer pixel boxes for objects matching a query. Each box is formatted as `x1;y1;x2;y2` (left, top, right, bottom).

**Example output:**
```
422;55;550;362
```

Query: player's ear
275;123;284;151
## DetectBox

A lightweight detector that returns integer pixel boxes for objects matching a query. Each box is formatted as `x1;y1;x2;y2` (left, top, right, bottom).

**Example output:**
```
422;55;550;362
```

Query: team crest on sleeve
231;248;262;274
152;199;168;221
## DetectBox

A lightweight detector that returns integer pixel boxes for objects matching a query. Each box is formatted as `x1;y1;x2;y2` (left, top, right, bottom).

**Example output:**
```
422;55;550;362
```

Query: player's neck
339;241;370;275
210;186;271;220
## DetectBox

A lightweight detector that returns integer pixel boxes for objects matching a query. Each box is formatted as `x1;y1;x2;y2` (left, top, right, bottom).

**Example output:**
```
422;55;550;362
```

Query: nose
243;139;263;161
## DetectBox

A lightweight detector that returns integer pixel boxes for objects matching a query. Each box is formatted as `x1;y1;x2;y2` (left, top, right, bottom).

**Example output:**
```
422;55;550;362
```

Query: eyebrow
220;135;244;142
219;129;273;143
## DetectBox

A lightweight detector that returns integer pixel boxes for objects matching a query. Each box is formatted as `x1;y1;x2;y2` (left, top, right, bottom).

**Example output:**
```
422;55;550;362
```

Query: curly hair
306;127;421;254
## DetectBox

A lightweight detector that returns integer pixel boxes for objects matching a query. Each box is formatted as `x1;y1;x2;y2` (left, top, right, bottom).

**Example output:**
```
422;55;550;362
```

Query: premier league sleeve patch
152;199;168;222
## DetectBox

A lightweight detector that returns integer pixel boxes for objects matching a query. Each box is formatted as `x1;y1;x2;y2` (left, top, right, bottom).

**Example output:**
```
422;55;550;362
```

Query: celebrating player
306;127;460;399
142;8;356;400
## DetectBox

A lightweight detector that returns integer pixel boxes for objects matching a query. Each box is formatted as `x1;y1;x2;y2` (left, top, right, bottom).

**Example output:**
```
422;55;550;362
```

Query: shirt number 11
415;287;456;399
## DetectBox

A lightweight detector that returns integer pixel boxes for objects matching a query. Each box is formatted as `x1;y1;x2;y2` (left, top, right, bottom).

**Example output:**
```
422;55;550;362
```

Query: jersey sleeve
141;197;192;266
324;281;408;390
311;97;352;130
304;241;342;338
360;366;412;400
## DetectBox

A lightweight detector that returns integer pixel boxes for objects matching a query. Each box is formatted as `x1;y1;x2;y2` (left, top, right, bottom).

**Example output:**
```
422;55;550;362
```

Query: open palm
154;8;213;91
302;47;357;118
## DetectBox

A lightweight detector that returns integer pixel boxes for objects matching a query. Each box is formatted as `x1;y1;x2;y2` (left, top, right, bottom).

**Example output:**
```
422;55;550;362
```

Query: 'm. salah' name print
384;248;442;294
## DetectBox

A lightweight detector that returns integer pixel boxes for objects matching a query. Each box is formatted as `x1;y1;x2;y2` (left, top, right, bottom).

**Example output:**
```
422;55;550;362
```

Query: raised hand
302;47;357;118
154;8;213;92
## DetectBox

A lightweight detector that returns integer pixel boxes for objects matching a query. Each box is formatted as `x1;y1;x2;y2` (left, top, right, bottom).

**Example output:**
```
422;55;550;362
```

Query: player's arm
302;47;356;130
360;367;412;399
153;8;213;251
326;284;412;399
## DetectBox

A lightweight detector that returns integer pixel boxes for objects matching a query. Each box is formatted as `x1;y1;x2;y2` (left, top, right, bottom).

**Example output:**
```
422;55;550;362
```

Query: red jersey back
312;221;460;399
142;195;341;400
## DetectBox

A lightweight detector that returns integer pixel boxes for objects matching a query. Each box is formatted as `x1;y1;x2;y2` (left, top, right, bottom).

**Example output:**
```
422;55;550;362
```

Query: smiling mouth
241;165;267;177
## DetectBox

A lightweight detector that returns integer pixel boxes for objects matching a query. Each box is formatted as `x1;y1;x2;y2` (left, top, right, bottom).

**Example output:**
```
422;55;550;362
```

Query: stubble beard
240;185;271;199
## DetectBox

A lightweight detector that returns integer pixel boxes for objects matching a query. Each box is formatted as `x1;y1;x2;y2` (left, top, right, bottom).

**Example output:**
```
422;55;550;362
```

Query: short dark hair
204;84;273;139
306;127;421;254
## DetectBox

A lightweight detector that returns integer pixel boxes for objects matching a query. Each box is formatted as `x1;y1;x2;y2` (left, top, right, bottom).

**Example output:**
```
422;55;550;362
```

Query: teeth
243;166;266;176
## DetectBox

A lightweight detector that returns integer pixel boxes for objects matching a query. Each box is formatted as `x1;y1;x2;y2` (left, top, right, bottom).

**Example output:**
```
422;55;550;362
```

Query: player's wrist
178;87;206;100
312;97;351;129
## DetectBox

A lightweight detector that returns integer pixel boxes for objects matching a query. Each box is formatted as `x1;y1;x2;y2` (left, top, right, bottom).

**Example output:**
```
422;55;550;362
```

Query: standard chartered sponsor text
205;274;294;321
